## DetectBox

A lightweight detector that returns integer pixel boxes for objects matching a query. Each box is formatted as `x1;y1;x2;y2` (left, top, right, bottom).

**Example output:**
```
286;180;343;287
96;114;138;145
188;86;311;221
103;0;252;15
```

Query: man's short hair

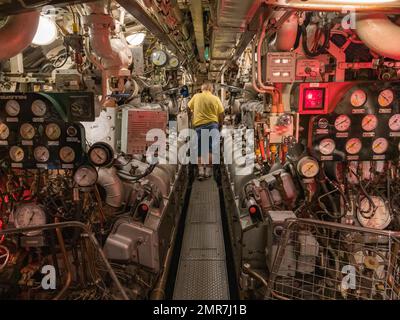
201;82;214;92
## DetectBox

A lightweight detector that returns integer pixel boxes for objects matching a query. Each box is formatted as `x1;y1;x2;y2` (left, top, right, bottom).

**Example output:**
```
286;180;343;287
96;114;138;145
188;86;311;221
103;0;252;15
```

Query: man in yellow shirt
188;82;225;180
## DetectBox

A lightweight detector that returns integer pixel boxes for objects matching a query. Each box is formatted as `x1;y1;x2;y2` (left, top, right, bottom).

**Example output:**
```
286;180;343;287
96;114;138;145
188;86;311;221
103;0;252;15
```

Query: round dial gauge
297;157;320;178
319;138;336;155
168;56;179;68
45;123;61;140
5;100;20;117
34;146;50;163
31;100;47;117
88;142;114;167
372;138;389;154
150;50;167;67
59;146;75;163
20;123;35;140
0;123;9;140
66;126;77;137
13;204;46;236
357;196;391;230
378;89;394;107
9;146;24;162
389;114;400;131
73;165;98;187
361;114;378;131
345;138;362;155
350;89;367;107
334;115;351;132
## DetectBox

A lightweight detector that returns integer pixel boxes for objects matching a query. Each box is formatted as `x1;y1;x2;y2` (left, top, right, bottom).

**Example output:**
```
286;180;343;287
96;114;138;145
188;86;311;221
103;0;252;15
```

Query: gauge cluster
0;95;86;169
310;84;400;161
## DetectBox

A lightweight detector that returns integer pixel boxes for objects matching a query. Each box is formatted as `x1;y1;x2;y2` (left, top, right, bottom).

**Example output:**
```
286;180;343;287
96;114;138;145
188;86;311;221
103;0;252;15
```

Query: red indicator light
249;206;257;215
141;204;149;212
304;88;325;110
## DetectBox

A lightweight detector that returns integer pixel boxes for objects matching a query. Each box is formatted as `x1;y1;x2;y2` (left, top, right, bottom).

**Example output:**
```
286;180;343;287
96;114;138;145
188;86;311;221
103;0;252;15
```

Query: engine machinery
0;0;400;301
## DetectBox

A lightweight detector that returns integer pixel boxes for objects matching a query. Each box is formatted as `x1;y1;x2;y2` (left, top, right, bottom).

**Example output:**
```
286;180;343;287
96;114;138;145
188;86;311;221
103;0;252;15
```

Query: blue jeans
195;122;220;160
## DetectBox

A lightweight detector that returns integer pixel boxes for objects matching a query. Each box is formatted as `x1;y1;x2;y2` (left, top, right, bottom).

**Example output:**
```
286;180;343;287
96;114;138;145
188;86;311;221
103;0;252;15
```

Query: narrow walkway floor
173;176;229;300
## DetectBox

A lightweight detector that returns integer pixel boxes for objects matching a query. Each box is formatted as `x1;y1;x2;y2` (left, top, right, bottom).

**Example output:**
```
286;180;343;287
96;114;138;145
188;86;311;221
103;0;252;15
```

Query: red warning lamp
249;205;258;215
299;85;328;114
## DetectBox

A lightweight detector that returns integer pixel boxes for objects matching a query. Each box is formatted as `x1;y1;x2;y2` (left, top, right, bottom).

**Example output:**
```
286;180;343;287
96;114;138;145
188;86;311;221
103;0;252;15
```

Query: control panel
309;83;400;161
0;93;87;169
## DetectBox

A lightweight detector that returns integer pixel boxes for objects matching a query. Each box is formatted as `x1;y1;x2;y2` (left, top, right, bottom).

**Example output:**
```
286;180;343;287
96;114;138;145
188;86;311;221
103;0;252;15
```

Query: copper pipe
53;218;73;300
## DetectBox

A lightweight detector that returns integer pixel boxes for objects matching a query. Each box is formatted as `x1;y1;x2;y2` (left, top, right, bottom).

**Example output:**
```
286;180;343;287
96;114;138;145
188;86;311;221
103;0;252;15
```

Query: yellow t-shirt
188;91;225;127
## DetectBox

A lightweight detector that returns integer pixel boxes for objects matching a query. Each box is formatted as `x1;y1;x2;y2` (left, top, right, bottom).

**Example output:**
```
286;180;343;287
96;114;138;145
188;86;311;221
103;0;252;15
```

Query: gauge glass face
345;138;362;155
59;146;75;163
319;138;336;155
31;100;47;117
0;123;9;140
89;147;108;166
14;204;46;236
20;123;35;140
372;138;389;154
169;56;179;68
357;196;391;230
299;158;319;178
334;115;351;132
45;123;61;140
9;146;24;162
378;89;394;107
350;89;367;107
362;114;378;131
389;114;400;131
73;166;98;187
5;100;20;117
34;146;50;163
67;126;77;137
151;50;167;67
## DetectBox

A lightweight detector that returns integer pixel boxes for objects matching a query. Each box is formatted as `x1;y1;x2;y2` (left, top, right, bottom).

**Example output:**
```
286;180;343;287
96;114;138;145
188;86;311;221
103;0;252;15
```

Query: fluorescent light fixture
32;16;58;46
126;32;146;46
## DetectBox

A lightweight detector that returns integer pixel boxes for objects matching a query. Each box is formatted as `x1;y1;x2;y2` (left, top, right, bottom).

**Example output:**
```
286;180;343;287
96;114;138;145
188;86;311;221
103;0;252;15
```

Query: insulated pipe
356;13;400;60
271;12;298;52
0;11;40;61
97;167;124;208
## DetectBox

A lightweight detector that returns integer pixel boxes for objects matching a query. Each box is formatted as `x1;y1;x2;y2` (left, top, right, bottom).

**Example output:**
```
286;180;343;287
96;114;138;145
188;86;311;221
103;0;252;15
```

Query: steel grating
173;178;230;300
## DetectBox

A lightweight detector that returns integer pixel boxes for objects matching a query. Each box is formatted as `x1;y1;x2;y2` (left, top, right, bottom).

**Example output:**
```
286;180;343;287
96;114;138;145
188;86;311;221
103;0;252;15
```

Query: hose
301;23;330;58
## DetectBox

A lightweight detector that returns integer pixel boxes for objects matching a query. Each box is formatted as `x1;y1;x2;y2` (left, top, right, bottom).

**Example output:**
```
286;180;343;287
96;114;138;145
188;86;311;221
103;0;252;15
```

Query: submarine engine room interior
1;0;400;301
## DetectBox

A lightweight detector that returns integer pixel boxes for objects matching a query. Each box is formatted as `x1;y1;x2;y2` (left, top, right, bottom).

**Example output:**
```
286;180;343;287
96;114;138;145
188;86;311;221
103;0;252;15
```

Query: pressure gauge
357;196;391;230
361;114;378;131
0;123;9;140
350;89;367;107
59;146;75;163
378;89;394;107
73;165;98;187
34;146;50;163
13;204;46;236
150;50;167;67
45;123;61;140
5;100;20;117
88;142;114;167
319;138;336;155
20;123;35;140
389;114;400;131
297;157;320;178
9;146;24;162
372;137;389;154
345;138;362;155
31;99;47;117
334;115;351;132
168;56;179;68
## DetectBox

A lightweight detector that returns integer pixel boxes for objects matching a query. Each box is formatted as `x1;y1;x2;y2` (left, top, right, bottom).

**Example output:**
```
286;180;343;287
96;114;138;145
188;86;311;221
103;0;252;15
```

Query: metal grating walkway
173;177;229;300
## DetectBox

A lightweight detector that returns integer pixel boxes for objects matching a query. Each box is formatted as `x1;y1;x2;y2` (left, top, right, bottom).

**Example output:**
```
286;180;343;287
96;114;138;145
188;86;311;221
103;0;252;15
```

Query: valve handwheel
0;245;10;270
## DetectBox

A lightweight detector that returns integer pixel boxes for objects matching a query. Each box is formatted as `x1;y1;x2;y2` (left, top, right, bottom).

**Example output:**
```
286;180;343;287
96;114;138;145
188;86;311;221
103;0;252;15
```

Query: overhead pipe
190;0;205;62
355;13;400;60
0;11;40;61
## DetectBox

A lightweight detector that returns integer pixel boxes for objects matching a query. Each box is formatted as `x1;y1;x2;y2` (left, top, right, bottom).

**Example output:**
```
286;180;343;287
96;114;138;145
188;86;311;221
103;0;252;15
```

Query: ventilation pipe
356;13;400;60
0;11;40;61
97;167;124;208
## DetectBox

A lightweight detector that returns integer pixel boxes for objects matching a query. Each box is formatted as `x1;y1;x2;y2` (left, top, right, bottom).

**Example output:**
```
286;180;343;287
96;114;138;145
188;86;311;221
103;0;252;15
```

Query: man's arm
216;97;225;130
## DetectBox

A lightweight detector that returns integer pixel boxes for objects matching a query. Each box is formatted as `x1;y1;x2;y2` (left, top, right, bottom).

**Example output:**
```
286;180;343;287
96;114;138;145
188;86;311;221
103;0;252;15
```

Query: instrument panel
0;93;87;169
310;83;400;161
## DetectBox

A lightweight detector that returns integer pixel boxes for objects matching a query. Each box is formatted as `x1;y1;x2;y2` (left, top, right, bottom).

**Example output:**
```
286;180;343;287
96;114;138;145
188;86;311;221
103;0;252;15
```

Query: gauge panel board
0;94;86;169
310;83;400;161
